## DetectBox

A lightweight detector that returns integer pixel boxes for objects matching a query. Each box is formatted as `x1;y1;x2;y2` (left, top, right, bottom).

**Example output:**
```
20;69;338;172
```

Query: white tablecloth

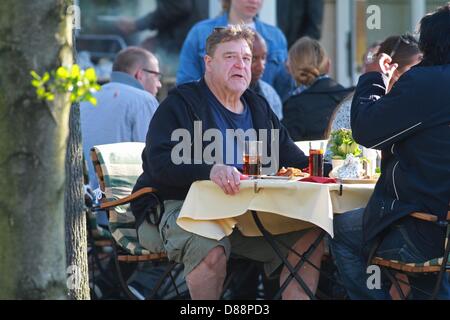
177;179;374;240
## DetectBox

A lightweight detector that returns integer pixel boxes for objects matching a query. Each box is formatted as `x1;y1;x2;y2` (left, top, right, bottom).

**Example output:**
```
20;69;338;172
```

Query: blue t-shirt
205;86;254;170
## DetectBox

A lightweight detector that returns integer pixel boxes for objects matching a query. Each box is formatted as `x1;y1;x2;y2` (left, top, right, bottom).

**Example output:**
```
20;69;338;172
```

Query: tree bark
64;101;90;300
63;3;90;299
0;0;72;299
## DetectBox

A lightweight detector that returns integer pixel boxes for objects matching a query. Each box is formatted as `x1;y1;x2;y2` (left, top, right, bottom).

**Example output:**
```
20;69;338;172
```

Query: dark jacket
351;67;450;243
277;0;324;47
282;77;351;141
131;79;308;219
135;0;209;54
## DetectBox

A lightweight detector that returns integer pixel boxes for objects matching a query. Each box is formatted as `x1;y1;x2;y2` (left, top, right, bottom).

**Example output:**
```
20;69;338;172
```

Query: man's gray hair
113;46;156;74
206;24;255;57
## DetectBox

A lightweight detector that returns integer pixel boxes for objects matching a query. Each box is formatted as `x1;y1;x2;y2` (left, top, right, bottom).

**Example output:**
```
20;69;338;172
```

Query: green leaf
31;63;100;105
30;70;41;80
36;87;46;97
42;72;50;83
84;68;97;82
45;93;55;101
31;80;41;88
70;65;80;78
88;95;97;106
56;66;69;79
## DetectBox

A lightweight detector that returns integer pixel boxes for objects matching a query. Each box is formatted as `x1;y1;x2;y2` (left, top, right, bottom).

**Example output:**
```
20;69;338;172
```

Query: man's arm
135;0;192;31
144;94;213;188
351;71;428;150
176;26;203;84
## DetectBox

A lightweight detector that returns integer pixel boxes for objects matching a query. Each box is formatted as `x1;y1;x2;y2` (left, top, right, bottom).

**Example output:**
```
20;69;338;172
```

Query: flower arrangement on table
328;128;361;160
328;129;365;179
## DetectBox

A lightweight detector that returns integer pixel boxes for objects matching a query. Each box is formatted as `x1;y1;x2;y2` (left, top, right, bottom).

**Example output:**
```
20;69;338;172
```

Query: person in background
80;47;163;300
361;41;382;74
116;0;209;78
282;37;350;141
250;32;283;120
81;46;161;192
277;0;324;48
330;4;450;299
329;36;420;133
176;0;295;102
327;42;380;133
116;0;209;56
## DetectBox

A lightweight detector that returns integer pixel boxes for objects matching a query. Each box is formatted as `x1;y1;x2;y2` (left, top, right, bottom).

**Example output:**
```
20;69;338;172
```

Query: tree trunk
64;5;90;299
64;101;90;300
0;0;72;299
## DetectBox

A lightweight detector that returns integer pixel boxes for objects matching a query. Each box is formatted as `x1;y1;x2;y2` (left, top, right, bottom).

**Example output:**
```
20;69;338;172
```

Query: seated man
80;47;163;299
330;4;450;299
250;32;283;120
81;46;162;192
132;25;325;299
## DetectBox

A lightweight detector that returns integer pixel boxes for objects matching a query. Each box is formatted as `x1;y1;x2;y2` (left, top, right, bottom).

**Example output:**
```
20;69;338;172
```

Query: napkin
299;176;337;184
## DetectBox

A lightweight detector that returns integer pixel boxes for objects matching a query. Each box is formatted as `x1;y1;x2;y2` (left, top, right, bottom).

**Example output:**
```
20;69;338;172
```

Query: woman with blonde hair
282;37;351;141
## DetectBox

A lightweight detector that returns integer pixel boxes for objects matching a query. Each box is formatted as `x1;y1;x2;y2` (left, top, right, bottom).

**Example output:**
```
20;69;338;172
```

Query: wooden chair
371;209;450;299
89;142;187;300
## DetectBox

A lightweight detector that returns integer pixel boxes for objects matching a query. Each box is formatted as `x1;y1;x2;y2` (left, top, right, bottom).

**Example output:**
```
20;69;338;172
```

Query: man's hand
209;164;241;195
365;53;398;83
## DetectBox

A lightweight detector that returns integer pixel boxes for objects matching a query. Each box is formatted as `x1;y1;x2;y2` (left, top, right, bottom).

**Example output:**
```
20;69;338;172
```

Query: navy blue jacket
133;78;308;205
351;65;450;243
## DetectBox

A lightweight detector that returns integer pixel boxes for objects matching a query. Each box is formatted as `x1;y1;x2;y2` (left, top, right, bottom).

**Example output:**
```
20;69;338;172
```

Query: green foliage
31;65;100;105
329;128;361;159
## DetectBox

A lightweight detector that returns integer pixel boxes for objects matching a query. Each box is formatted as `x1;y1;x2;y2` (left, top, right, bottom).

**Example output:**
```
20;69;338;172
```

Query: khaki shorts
154;200;311;278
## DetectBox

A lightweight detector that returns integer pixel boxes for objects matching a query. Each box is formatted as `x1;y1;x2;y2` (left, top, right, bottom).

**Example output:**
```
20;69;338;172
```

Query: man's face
251;38;267;85
205;39;252;94
137;57;162;96
231;0;263;20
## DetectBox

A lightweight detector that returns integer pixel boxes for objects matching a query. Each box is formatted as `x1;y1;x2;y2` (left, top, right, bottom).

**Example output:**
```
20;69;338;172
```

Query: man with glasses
81;46;162;192
80;46;164;299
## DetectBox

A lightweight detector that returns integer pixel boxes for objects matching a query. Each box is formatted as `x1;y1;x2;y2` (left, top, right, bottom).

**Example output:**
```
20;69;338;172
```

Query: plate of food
276;167;309;179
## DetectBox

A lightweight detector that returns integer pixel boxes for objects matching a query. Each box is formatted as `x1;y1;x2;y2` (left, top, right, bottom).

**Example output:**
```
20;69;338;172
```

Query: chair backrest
90;142;163;255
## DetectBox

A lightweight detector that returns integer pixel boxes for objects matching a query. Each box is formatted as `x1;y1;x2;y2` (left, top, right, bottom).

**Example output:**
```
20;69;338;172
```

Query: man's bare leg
280;228;325;300
186;246;227;299
390;273;410;300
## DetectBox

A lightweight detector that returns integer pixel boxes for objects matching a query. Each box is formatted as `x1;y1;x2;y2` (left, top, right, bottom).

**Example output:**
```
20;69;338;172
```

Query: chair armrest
410;211;450;222
410;212;438;222
100;187;156;210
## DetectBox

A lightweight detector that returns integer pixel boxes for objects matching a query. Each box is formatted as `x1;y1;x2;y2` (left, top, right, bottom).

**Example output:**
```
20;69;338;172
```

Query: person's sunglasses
142;68;163;80
213;26;226;33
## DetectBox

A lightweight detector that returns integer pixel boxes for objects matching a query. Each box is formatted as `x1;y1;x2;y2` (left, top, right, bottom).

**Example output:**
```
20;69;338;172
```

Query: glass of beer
309;148;324;177
243;140;262;177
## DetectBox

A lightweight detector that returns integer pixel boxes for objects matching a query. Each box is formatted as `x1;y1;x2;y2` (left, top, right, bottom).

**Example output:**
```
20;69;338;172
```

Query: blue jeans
330;208;450;300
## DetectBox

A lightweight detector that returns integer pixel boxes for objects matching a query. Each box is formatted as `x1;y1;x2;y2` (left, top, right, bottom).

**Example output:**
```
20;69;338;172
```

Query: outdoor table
178;178;375;239
177;178;375;299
